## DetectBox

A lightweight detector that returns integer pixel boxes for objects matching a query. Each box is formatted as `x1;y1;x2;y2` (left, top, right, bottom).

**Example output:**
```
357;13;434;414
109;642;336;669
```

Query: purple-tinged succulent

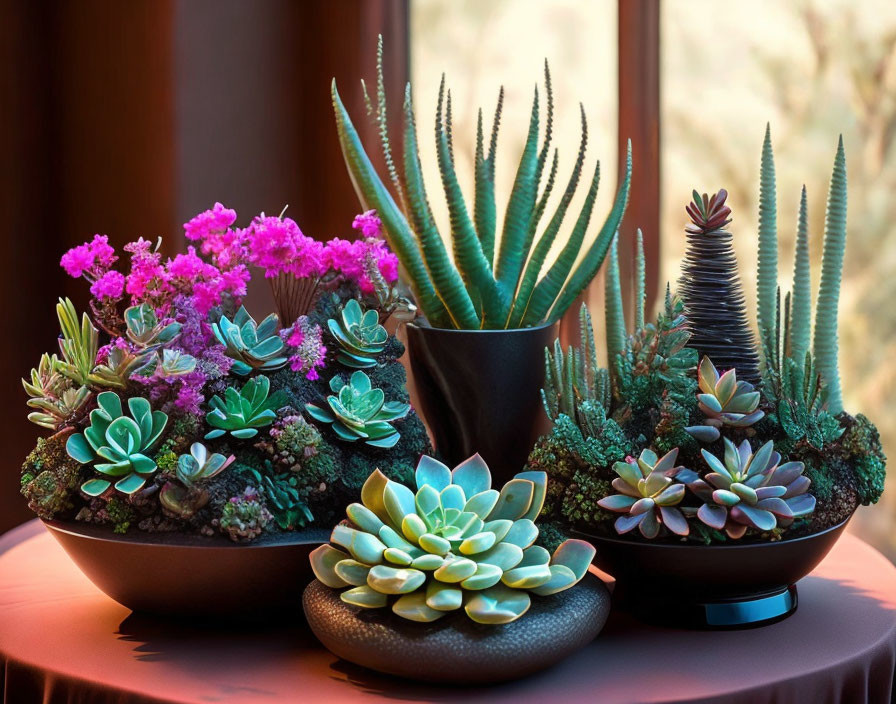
598;448;689;538
677;438;815;539
685;356;765;443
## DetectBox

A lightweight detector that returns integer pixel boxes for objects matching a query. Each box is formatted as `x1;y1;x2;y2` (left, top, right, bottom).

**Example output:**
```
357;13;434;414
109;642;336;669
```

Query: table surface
2;520;895;704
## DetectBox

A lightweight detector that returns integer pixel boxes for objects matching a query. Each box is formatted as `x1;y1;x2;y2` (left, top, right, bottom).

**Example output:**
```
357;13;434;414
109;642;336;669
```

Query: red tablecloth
1;519;895;704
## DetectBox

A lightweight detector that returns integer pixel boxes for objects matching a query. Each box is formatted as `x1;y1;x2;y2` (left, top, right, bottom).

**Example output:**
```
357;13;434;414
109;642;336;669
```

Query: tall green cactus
604;234;626;383
635;228;646;330
813;137;848;414
790;185;812;372
757;123;779;368
331;43;631;329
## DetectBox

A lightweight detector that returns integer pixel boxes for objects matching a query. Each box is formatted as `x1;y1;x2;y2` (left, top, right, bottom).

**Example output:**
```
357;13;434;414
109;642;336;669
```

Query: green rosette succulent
597;448;689;538
125;303;182;349
328;299;388;369
66;391;168;496
212;305;288;376
305;371;408;448
677;438;815;539
685;356;765;443
309;455;596;624
160;442;234;518
205;376;278;440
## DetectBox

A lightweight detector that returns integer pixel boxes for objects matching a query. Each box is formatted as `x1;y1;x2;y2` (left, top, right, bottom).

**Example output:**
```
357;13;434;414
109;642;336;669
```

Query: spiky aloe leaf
757;124;779;366
372;36;405;211
494;86;540;293
813;137;847;414
635;229;646;330
604;235;626;383
521;158;601;326
474;107;497;268
546;139;633;323
435;81;507;326
402;85;479;329
331;80;450;328
790;185;812;372
507;106;588;327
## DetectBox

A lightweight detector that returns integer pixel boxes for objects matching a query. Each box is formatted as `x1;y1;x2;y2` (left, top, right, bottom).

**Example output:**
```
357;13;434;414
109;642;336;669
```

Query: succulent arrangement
331;39;632;329
310;455;595;623
20;205;431;541
527;130;886;544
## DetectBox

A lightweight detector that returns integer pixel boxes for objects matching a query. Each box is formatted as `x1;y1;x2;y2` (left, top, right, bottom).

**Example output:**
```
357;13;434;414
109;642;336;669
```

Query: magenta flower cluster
283;316;327;380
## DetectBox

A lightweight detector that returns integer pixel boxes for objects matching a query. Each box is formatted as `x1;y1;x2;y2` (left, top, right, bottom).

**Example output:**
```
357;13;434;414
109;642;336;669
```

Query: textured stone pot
303;574;610;684
575;515;852;629
405;321;558;485
44;519;329;617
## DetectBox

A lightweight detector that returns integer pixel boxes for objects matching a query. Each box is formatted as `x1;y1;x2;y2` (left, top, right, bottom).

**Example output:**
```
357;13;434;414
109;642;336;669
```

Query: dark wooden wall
0;0;408;534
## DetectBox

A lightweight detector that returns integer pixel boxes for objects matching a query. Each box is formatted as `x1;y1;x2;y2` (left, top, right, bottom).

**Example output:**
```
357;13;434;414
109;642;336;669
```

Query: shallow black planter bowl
44;519;329;618
575;516;851;629
406;321;558;485
303;574;610;684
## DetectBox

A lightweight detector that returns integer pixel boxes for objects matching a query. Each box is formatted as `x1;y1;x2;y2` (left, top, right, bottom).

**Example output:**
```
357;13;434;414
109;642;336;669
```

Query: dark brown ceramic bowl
44;519;329;617
303;574;611;684
574;516;852;628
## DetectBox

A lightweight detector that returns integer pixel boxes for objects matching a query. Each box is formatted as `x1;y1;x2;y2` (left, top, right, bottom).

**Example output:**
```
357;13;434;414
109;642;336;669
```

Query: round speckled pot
302;574;610;684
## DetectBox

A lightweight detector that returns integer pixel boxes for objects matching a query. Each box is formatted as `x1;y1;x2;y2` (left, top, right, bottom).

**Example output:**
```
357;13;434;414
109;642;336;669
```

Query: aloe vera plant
331;39;632;329
309;455;596;623
66;391;168;496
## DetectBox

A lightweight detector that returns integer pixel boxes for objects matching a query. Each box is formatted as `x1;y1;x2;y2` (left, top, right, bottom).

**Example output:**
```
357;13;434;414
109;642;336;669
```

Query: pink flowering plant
20;205;429;542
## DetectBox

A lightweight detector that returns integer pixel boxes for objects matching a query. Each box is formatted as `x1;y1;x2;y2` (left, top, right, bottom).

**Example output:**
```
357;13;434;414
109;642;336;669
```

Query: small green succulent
328;299;388;369
23;353;92;430
242;462;314;530
205;376;278;440
137;348;197;378
309;455;596;624
125;303;182;349
55;298;98;387
160;442;234;518
676;438;815;539
66;391;168;496
212;306;288;376
305;371;409;448
598;448;689;538
89;345;155;389
685;357;765;443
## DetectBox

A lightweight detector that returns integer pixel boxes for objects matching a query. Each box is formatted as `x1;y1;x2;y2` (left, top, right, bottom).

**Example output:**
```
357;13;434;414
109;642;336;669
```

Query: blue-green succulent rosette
310;454;596;624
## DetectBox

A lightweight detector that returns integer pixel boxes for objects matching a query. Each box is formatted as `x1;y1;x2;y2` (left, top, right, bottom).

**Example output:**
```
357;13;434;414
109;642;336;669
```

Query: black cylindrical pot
406;321;558;484
574;516;852;629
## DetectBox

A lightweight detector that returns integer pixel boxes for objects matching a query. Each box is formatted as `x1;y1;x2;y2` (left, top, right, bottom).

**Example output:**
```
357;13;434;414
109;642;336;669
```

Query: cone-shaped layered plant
331;38;632;329
678;189;761;386
66;392;168;496
309;455;596;624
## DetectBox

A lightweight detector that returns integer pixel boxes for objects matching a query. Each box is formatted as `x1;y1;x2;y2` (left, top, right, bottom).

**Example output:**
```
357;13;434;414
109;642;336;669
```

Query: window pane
662;0;896;558
411;0;617;270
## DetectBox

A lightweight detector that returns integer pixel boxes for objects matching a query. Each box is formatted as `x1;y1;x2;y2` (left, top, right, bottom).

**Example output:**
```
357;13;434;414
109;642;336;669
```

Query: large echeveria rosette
310;455;595;624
